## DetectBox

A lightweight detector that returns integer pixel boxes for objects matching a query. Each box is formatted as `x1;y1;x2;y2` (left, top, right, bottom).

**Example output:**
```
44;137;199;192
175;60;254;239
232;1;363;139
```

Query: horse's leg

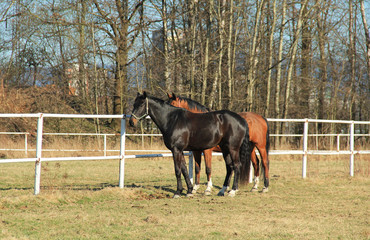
204;149;213;195
218;153;233;196
228;149;241;197
172;149;183;198
251;147;260;192
258;147;270;193
192;151;202;194
179;152;194;197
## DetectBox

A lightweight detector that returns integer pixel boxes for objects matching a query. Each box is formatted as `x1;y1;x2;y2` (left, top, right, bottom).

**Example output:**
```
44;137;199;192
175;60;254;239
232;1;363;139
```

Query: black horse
129;92;251;198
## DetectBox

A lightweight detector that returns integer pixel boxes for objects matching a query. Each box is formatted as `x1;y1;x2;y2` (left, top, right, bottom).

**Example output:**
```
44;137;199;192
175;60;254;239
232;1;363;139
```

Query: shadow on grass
0;183;116;192
0;186;34;191
0;181;226;199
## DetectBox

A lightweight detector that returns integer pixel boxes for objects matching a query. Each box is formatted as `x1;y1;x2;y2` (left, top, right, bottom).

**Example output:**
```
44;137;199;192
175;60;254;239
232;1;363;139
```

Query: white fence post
25;133;28;157
104;134;107;157
302;119;309;178
188;152;193;185
34;114;44;195
337;134;340;152
119;117;126;188
349;122;354;177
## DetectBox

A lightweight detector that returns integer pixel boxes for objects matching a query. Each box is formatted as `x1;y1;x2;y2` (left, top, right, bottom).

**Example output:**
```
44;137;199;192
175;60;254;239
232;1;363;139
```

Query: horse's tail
260;117;270;177
264;117;270;156
239;124;252;184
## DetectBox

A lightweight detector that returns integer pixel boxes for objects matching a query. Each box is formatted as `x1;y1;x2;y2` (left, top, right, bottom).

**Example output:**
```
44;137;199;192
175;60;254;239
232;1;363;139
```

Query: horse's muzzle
129;117;137;127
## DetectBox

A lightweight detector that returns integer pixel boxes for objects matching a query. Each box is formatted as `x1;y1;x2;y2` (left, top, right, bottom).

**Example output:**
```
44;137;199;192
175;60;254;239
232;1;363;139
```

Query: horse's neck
147;98;173;132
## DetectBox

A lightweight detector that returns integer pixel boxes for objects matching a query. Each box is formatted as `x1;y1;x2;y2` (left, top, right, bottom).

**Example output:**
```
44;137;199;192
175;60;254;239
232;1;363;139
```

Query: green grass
0;155;369;239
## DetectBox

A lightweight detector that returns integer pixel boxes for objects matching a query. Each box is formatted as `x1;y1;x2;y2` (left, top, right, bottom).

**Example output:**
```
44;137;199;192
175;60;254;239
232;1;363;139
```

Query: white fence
0;113;369;195
2;131;369;156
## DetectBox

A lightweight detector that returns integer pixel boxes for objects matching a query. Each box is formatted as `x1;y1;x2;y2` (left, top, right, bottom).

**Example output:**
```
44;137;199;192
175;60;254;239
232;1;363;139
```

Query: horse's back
238;112;268;145
216;110;247;128
174;111;221;150
180;110;247;150
213;110;248;145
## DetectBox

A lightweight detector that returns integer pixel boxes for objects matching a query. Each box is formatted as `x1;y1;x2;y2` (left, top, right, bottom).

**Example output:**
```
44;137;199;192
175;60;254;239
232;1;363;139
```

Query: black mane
150;95;180;110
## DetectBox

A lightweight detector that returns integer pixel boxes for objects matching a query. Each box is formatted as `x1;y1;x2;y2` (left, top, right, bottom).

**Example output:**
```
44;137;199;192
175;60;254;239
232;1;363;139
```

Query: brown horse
167;93;270;193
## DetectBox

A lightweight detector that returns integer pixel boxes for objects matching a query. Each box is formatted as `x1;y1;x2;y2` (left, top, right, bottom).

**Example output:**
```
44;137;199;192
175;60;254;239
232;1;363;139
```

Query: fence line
2;131;369;156
0;113;369;195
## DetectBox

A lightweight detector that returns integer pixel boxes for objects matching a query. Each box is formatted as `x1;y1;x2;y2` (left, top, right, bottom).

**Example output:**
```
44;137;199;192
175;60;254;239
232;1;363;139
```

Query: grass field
0;154;369;240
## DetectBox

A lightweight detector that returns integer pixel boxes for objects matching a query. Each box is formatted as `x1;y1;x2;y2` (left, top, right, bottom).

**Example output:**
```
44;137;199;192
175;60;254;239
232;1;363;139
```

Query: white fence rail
2;131;369;155
0;113;369;195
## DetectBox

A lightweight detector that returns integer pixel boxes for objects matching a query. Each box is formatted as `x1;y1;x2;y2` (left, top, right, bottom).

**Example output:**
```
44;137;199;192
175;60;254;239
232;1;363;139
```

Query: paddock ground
0;155;369;239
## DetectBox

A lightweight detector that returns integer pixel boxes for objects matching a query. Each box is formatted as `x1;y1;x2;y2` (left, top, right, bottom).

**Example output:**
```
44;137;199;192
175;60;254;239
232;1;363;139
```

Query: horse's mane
176;96;210;112
149;95;180;110
148;95;166;103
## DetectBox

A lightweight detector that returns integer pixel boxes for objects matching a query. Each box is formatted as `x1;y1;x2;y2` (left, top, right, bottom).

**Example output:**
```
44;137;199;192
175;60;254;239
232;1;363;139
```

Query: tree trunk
359;0;370;124
282;0;309;120
209;0;225;110
275;0;287;145
348;0;356;120
78;0;87;100
226;0;234;108
162;0;171;91
112;0;129;125
316;0;328;132
299;1;311;119
265;0;277;117
188;0;197;98
246;0;265;112
201;0;213;105
360;0;370;85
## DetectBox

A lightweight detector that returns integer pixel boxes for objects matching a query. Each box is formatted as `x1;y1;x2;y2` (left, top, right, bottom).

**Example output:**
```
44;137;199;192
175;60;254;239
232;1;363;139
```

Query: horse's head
166;92;182;108
129;92;148;127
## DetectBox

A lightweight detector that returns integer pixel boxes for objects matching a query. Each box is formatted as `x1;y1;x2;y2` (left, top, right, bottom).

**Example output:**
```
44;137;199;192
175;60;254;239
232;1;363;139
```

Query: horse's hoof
204;190;212;196
173;194;181;199
228;190;237;197
186;193;193;198
262;187;269;193
217;191;225;196
192;184;200;193
191;189;197;194
251;188;259;192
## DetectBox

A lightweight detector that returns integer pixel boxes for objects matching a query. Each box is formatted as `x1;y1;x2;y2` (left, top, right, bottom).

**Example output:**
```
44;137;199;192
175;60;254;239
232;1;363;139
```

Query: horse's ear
171;92;176;99
143;91;147;98
166;92;172;99
137;92;140;96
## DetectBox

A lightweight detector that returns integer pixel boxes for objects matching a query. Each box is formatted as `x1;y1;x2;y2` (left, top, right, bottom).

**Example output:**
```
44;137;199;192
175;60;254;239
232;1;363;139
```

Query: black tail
239;125;253;184
264;117;270;156
264;117;270;172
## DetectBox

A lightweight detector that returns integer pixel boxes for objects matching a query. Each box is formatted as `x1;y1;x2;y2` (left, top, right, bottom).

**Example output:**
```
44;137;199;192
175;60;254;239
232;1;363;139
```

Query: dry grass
0;147;369;240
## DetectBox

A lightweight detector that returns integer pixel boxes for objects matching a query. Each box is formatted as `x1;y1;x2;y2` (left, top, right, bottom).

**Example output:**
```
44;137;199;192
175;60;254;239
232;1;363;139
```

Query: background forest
1;0;369;128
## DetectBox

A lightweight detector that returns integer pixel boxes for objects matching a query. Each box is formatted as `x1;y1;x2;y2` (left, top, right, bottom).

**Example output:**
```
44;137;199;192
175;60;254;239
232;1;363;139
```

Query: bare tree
316;0;329;133
348;0;356;120
282;0;309;120
201;0;213;105
245;0;265;112
92;0;143;128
